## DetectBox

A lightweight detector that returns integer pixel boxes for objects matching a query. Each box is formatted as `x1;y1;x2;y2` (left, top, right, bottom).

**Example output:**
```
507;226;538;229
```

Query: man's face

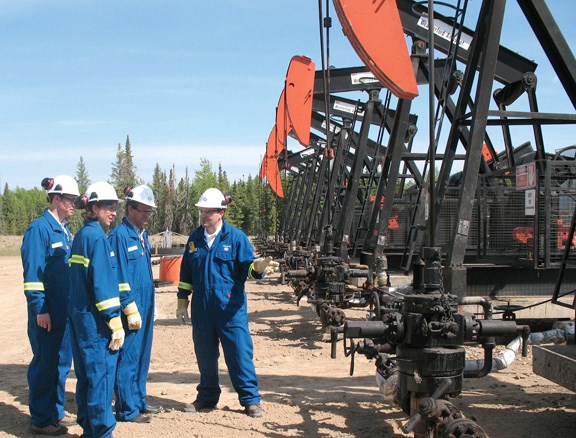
128;202;154;229
198;208;224;231
55;194;76;219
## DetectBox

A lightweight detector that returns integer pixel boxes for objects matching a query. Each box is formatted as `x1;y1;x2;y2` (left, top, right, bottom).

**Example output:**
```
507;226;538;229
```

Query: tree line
0;136;282;238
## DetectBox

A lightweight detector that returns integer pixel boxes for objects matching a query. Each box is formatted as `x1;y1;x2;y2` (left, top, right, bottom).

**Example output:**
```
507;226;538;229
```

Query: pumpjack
259;0;575;310
256;0;576;436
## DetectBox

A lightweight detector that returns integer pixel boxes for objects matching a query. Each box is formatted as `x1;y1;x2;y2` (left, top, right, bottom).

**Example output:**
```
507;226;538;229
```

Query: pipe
465;325;570;373
459;296;492;319
528;328;567;345
465;335;522;373
464;339;495;378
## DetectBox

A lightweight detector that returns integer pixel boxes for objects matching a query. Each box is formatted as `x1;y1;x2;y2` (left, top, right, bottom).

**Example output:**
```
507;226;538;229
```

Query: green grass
0;247;20;256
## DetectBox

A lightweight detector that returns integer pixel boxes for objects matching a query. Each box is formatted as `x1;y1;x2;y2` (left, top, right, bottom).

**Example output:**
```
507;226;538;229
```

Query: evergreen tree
267;194;279;236
175;168;192;234
0;184;4;235
0;158;274;237
110;143;125;188
163;165;177;233
149;163;167;234
1;183;13;235
193;158;218;194
260;182;279;237
2;186;47;235
242;175;258;235
68;159;85;232
226;180;245;228
190;158;218;228
75;156;91;194
109;135;139;196
123;135;138;186
217;163;231;194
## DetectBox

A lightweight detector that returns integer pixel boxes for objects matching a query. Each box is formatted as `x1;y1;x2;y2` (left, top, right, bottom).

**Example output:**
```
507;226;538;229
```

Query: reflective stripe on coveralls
21;209;73;427
109;217;155;421
177;220;264;407
69;219;121;438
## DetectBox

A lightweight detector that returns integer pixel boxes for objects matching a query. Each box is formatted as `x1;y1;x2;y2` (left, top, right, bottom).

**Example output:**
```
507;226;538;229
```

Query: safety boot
29;423;68;436
245;404;264;418
57;411;77;426
184;400;216;413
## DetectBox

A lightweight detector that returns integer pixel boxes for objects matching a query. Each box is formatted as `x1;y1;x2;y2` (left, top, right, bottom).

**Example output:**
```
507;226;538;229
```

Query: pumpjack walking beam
396;0;537;84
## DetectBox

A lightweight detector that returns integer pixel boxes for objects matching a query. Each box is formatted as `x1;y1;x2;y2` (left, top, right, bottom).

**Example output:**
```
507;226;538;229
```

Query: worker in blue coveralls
176;188;279;418
68;182;126;438
109;184;162;424
21;175;80;436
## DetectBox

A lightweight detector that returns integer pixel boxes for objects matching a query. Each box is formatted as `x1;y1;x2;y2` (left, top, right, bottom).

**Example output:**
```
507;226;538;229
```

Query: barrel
159;256;183;285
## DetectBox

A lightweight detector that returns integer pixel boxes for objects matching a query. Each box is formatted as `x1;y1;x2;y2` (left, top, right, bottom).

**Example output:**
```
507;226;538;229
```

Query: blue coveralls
108;217;155;421
177;220;264;407
21;209;73;427
68;219;122;438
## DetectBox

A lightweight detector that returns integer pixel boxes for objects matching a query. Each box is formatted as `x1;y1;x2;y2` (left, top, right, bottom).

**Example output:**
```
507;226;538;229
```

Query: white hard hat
42;175;80;197
195;188;228;209
85;182;119;203
125;184;156;208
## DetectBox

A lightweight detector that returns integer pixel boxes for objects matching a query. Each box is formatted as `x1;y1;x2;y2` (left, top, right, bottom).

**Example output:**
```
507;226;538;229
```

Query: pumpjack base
533;345;576;392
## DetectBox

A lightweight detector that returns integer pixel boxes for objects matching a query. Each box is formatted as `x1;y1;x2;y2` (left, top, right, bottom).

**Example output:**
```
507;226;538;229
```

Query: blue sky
0;0;574;190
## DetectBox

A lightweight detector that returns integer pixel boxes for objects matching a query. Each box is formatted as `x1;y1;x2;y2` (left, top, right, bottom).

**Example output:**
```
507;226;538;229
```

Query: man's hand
176;298;190;324
122;301;142;330
36;313;52;332
107;316;125;351
253;256;280;275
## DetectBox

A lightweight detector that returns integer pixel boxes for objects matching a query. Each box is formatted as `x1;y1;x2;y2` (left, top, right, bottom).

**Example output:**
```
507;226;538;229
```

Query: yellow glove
176;298;190;324
123;301;142;330
107;316;125;351
253;256;280;275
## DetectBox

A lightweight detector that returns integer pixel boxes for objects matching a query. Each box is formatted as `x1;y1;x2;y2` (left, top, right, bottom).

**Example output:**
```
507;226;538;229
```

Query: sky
0;0;574;190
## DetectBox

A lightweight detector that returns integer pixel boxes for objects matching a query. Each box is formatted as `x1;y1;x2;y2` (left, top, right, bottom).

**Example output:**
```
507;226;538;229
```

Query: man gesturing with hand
177;188;277;419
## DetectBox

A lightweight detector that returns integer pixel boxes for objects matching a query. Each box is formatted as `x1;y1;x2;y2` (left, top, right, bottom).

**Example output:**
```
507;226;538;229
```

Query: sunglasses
134;206;154;214
198;209;222;215
98;202;118;211
59;195;77;203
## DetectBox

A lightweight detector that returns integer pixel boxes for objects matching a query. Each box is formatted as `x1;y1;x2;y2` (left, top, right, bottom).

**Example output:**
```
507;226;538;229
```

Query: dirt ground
0;235;575;437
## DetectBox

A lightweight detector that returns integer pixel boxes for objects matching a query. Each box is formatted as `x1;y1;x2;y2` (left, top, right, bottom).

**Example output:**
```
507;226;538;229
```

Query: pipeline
464;320;573;373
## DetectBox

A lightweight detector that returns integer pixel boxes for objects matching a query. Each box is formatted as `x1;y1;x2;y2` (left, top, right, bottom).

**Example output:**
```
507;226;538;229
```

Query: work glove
107;316;125;351
176;298;190;324
253;256;280;275
123;301;142;330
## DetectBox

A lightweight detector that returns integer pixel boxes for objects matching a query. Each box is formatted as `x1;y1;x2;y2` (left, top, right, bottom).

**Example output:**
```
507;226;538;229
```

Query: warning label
516;162;536;189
